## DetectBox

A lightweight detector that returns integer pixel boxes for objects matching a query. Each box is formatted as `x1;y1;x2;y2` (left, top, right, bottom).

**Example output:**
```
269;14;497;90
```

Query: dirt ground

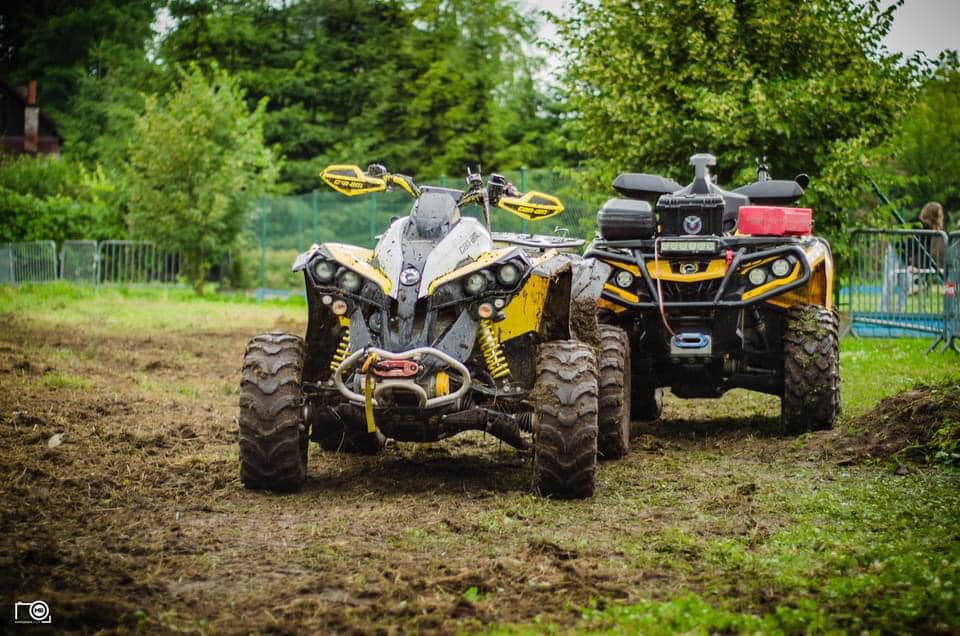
0;313;952;633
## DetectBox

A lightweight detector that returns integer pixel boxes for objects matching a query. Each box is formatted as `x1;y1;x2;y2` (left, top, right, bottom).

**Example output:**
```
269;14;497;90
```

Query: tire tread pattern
533;341;599;499
239;332;307;491
597;326;631;459
782;304;840;434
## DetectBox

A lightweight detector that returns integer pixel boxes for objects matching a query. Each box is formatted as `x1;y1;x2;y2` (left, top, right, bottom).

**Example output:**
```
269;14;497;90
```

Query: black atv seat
733;179;804;206
612;173;682;203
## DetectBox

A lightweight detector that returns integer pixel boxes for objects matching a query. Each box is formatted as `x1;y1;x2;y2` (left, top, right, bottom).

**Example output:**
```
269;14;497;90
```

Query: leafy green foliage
0;0;158;120
125;65;279;294
158;0;562;191
886;55;960;221
0;155;124;244
556;0;924;269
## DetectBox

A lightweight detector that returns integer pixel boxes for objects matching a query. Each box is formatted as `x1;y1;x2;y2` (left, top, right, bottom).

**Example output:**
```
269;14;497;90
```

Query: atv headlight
614;270;635;288
771;258;791;278
497;263;520;287
314;260;336;284
340;270;363;293
463;272;488;295
747;267;767;286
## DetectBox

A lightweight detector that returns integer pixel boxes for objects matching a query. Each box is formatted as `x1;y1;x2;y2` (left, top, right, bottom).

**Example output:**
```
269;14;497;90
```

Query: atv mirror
320;165;387;196
497;191;564;222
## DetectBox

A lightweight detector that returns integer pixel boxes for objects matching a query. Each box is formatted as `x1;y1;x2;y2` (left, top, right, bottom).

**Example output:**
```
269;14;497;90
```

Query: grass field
1;284;958;633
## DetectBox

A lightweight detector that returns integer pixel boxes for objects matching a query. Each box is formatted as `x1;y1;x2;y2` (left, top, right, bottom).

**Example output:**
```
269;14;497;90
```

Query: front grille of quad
658;279;723;303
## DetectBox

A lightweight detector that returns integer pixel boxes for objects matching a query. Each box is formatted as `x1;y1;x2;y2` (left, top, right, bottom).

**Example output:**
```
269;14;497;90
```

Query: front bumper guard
589;243;813;309
331;346;471;409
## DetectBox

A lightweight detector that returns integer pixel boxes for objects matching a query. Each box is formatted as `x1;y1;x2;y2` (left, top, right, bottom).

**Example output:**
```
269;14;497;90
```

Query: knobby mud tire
782;304;840;434
597;326;631;460
239;333;308;492
532;340;599;499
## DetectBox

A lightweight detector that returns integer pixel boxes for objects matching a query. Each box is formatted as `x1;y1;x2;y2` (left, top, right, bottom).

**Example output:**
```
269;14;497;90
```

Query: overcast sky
522;0;960;61
881;0;960;59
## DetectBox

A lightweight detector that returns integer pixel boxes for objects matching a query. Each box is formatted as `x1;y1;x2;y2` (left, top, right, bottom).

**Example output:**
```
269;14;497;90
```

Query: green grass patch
0;282;306;333
42;371;90;390
840;336;959;418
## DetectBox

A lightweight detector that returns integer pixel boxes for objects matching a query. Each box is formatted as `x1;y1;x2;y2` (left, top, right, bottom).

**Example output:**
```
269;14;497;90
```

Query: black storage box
597;198;656;240
656;193;725;236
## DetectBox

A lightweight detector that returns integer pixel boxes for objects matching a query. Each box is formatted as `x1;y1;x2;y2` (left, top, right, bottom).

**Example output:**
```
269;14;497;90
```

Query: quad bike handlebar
319;163;564;224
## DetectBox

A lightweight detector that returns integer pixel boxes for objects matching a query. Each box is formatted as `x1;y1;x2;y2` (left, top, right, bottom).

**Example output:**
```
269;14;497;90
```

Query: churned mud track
0;313;938;633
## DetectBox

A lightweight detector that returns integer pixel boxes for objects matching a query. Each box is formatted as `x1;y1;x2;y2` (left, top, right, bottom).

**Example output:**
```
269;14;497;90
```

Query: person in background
917;201;945;267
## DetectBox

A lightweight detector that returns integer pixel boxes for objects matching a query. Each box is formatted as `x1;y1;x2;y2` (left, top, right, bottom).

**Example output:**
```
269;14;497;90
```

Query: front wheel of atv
782;304;840;434
597;326;631;460
239;333;308;492
532;340;599;499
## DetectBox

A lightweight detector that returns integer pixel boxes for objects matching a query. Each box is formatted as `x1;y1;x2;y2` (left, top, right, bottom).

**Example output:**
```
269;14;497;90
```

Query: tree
0;0;158;120
125;65;279;294
887;54;960;222
0;155;123;244
556;0;924;267
156;0;562;190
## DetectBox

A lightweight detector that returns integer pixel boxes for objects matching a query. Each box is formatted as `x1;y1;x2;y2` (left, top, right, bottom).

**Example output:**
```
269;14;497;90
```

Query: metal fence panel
0;245;12;284
940;232;960;352
848;229;951;350
0;241;59;283
60;240;99;283
97;240;180;285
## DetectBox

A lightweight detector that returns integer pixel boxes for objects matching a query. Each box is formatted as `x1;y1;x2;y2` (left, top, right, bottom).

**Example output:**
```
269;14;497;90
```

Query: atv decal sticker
418;218;495;298
683;215;703;234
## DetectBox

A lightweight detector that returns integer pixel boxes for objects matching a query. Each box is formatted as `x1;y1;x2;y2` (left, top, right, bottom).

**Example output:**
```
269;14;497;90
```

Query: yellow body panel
498;191;564;222
325;243;393;294
603;283;639;303
320;165;387;196
496;274;550;341
426;247;518;295
598;298;628;314
645;259;727;282
763;242;833;309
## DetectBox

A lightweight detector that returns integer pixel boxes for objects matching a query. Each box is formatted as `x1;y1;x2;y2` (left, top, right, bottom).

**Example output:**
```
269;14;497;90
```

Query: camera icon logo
14;600;52;624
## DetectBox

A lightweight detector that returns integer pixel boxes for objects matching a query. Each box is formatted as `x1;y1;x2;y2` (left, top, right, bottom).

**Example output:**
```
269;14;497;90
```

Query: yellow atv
585;154;839;434
238;164;617;498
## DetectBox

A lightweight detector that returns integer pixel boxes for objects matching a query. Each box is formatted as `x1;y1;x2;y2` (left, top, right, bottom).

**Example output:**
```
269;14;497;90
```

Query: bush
0;155;125;244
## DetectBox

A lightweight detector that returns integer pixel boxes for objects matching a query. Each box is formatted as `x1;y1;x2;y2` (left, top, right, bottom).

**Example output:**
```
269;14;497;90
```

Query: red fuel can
738;206;813;237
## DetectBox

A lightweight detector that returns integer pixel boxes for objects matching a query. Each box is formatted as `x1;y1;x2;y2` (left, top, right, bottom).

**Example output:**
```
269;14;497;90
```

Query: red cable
653;238;676;338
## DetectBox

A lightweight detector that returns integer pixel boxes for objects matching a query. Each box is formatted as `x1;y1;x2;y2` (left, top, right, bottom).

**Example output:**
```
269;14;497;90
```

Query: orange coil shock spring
477;319;511;380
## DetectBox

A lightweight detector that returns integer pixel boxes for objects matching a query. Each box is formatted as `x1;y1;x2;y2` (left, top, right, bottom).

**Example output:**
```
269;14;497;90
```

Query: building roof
0;76;63;155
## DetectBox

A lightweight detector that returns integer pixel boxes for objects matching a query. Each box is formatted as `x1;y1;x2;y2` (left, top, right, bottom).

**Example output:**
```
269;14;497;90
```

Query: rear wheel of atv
239;333;308;492
782;304;840;434
532;341;598;499
597;326;631;460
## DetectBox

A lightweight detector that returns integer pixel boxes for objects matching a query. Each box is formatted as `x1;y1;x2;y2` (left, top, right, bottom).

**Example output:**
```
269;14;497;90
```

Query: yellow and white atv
585;154;839;434
238;164;616;498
